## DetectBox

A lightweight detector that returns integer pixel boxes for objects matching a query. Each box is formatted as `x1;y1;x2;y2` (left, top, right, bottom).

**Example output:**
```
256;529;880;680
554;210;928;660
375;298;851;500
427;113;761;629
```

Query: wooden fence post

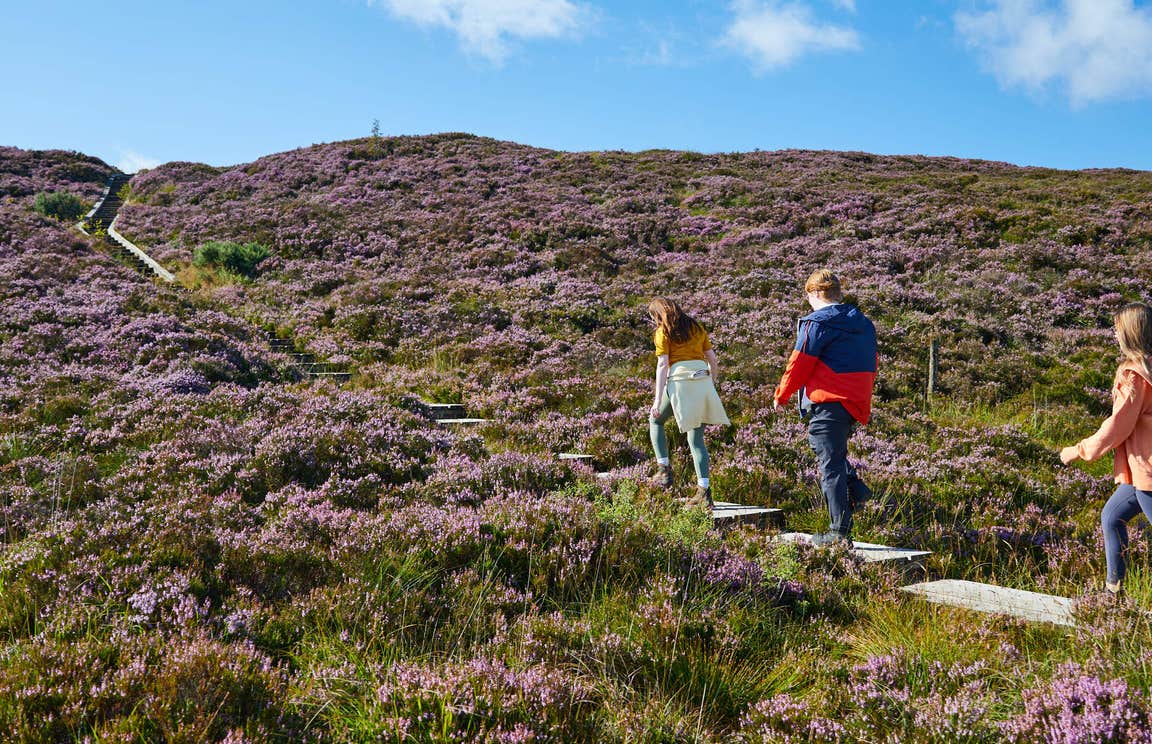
927;338;939;401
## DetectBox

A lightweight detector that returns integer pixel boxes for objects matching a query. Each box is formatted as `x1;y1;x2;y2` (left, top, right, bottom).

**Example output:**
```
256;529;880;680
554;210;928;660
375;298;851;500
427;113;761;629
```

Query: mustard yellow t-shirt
654;325;712;366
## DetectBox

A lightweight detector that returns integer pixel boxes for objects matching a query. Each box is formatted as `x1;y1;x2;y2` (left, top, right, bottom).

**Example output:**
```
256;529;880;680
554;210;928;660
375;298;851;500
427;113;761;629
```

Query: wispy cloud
370;0;592;64
956;0;1152;105
622;20;693;68
116;149;161;174
723;1;861;72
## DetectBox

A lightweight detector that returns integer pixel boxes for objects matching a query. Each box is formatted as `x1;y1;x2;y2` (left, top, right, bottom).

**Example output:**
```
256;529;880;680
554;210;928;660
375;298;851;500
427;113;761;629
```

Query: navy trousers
807;402;868;536
1101;483;1152;584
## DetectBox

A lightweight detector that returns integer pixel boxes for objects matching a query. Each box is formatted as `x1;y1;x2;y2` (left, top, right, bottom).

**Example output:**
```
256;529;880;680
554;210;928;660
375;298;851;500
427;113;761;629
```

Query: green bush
33;191;87;221
192;240;270;277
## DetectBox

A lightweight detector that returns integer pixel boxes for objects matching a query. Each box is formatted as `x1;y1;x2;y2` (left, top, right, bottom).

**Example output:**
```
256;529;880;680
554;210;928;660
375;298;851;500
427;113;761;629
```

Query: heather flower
737;694;846;743
1004;663;1152;744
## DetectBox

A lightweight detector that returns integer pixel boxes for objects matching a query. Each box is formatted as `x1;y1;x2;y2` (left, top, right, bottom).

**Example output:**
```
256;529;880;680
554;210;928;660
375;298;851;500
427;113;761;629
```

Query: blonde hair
648;297;702;344
1115;303;1152;380
805;269;843;302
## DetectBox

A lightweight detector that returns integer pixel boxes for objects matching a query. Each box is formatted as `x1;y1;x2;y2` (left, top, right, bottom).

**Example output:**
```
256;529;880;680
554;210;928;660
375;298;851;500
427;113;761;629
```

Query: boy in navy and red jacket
773;269;877;546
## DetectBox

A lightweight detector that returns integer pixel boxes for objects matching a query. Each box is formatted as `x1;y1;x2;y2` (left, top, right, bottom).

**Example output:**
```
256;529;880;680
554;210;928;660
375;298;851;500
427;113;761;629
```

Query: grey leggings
1102;483;1152;584
649;395;710;482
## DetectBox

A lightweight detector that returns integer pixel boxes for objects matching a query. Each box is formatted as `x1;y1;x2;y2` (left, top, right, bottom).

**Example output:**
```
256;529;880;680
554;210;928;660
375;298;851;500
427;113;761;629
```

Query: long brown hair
648;298;702;344
1115;302;1152;380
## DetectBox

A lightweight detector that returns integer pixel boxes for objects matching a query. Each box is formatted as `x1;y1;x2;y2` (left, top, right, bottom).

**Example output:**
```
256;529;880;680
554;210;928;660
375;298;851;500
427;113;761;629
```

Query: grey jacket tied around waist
664;360;731;432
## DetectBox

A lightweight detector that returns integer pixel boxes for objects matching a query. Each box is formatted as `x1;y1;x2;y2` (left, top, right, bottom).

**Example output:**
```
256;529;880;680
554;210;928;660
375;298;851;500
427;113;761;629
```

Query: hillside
4;135;1152;741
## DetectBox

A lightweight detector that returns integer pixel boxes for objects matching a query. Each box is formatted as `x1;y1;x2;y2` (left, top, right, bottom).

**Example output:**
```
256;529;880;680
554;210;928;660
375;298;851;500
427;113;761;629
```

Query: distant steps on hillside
78;174;175;282
263;331;354;384
422;402;467;421
81;174;131;233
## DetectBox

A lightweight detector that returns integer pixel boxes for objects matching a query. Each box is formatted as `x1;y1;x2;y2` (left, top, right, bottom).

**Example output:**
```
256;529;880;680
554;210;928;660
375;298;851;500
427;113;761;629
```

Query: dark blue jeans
1101;484;1152;584
807;402;868;536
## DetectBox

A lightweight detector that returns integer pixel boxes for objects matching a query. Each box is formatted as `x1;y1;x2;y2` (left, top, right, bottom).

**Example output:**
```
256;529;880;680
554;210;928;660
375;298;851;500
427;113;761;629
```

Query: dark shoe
685;485;713;512
811;531;853;548
849;481;873;510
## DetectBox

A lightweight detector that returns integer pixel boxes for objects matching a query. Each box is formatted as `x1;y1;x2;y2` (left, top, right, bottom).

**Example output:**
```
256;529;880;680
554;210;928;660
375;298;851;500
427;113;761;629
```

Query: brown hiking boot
650;463;673;489
685;485;713;512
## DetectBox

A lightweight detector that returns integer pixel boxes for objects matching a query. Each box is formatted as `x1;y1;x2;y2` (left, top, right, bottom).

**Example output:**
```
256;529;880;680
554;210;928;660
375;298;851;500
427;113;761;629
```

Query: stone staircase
79;174;175;282
265;331;353;383
82;174;131;233
586;455;1078;626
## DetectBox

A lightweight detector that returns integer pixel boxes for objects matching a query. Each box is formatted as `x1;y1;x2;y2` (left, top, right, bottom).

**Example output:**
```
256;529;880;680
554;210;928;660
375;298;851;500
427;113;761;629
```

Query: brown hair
804;269;843;302
1115;302;1152;380
648;298;702;344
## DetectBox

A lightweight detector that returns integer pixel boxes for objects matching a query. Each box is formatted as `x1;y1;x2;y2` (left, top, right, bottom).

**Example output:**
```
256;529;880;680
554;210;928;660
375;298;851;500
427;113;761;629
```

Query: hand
1059;446;1080;465
772;401;783;413
650;405;661;420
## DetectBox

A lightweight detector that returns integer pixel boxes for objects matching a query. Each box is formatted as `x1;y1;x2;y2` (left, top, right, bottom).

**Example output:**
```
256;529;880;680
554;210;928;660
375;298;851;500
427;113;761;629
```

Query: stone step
422;402;466;420
778;533;932;565
557;453;594;461
711;501;784;527
901;579;1075;628
436;418;489;426
306;372;352;382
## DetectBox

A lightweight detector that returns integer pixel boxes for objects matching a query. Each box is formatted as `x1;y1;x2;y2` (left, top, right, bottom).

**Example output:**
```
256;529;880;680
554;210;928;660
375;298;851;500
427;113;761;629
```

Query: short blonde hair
804;269;842;301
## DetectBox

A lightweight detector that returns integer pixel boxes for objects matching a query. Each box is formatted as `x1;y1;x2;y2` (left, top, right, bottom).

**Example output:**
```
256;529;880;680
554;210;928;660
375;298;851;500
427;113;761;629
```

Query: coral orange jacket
1076;362;1152;491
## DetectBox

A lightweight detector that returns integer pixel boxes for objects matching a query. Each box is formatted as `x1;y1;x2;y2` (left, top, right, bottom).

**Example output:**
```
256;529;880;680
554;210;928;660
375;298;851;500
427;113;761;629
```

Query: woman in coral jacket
647;297;730;511
1061;302;1152;598
773;270;877;547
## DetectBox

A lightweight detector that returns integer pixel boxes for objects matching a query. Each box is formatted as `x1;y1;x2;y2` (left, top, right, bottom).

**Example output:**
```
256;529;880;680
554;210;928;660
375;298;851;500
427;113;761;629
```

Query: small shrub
192;240;270;278
33;191;87;221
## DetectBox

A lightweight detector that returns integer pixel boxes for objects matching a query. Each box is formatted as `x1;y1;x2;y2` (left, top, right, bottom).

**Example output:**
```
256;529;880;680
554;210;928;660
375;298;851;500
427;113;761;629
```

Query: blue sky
4;0;1152;171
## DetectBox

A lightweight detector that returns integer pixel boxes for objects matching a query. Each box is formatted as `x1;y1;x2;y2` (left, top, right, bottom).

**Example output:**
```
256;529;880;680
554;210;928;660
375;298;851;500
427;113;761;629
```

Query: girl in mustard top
1061;302;1152;598
647;298;730;510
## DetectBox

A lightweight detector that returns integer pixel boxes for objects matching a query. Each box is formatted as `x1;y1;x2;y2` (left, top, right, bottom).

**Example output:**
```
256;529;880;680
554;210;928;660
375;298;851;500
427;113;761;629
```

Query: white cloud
116;149;162;174
956;0;1152;105
624;20;691;67
723;1;862;71
637;39;675;66
831;0;856;12
370;0;591;63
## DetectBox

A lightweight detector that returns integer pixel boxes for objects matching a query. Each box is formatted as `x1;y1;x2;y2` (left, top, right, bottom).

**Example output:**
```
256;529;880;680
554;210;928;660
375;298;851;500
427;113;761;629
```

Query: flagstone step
901;579;1075;628
305;372;352;383
557;453;594;461
778;533;932;565
436;418;489;426
712;501;784;527
422;402;467;420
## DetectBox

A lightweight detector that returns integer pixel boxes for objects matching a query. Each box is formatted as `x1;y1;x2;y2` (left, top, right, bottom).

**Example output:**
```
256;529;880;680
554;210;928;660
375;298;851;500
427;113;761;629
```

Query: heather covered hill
117;133;1152;404
7;138;1152;740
